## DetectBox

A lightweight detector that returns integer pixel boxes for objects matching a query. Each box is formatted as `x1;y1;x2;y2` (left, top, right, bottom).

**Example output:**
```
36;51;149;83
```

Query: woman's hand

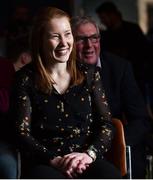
58;152;93;178
50;156;63;169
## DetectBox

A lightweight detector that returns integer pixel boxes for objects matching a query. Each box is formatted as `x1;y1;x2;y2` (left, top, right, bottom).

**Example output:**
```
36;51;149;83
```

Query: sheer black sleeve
85;66;114;159
11;67;54;164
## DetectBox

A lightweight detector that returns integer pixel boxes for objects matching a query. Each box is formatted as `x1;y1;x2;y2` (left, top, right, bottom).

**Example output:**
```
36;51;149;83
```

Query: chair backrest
105;118;127;177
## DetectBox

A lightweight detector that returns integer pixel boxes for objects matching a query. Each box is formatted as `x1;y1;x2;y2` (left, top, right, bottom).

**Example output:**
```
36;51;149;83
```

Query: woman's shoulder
77;62;101;86
16;63;34;76
77;62;97;74
15;62;35;84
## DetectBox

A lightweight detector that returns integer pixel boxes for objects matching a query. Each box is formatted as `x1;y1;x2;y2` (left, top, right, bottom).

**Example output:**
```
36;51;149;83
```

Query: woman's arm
11;69;54;165
86;67;114;159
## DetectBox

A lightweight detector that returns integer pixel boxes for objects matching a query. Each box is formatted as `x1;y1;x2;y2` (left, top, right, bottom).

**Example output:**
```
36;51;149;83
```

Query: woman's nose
59;36;67;46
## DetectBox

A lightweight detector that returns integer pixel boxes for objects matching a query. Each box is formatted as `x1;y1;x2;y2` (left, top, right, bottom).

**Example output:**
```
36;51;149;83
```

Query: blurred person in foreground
10;7;121;179
71;15;151;179
0;35;31;178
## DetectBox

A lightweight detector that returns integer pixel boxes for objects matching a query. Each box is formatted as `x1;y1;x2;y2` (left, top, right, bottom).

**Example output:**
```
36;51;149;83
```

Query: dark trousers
23;159;122;179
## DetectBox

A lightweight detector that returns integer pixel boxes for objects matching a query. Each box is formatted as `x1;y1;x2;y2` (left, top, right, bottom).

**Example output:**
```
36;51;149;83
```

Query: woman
11;7;121;178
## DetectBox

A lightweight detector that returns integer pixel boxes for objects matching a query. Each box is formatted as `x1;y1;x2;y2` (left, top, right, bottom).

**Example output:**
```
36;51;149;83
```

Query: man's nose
84;38;93;47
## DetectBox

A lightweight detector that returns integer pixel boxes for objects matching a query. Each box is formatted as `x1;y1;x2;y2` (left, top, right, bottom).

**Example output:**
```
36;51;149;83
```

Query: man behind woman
71;15;151;178
11;7;121;178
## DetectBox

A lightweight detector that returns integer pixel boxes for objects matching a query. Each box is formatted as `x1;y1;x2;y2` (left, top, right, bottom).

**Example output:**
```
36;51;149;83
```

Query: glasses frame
75;34;100;44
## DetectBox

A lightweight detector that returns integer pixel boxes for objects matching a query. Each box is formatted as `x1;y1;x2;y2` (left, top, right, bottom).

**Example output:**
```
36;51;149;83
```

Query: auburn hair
30;7;84;94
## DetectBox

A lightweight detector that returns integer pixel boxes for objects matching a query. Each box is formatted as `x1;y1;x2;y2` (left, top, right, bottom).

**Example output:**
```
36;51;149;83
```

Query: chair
104;118;127;177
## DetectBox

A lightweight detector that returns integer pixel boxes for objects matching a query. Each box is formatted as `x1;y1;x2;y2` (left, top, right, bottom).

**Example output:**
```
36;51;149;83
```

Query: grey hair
71;16;100;36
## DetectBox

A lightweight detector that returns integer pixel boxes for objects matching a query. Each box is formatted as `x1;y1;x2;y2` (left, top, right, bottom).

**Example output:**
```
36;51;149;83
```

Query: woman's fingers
58;152;93;176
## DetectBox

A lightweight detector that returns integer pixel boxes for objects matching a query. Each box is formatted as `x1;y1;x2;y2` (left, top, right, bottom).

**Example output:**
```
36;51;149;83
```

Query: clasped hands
50;152;93;178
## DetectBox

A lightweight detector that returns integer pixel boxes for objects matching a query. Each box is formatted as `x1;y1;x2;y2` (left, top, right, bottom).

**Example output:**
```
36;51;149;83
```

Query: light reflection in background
138;0;153;34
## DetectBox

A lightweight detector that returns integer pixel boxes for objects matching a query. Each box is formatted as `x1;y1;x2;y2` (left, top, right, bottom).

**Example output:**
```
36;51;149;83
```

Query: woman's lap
23;159;121;179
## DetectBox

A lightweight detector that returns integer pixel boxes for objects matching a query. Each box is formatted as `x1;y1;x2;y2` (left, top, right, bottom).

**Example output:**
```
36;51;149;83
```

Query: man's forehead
76;24;98;35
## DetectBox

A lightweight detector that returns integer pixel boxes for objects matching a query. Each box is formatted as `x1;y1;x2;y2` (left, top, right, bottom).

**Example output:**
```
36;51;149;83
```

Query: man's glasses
75;34;100;44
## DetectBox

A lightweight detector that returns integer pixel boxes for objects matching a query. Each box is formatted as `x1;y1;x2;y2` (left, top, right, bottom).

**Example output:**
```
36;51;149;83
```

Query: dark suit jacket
100;52;150;146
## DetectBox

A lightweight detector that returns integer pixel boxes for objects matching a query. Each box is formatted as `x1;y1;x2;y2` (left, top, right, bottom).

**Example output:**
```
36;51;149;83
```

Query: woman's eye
65;32;71;37
52;35;59;39
48;34;59;40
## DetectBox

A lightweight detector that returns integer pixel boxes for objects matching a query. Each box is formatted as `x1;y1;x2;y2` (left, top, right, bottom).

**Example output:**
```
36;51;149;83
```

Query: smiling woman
44;16;74;65
11;6;121;179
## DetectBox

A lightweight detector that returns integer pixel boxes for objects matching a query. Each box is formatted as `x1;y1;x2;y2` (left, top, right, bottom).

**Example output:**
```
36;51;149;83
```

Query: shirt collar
96;57;101;68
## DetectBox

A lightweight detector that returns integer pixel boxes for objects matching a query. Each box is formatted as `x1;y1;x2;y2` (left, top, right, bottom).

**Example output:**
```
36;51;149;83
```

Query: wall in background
0;0;73;31
0;0;151;34
73;0;153;34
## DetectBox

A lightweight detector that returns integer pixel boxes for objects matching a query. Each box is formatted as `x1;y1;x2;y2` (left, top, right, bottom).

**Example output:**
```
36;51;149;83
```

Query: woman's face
43;17;74;64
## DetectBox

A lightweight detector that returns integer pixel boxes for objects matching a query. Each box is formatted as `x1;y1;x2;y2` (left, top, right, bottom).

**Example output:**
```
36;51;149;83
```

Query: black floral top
12;63;113;165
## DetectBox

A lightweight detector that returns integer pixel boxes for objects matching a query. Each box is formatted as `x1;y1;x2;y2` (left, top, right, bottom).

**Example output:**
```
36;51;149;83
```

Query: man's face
98;12;114;28
74;22;100;65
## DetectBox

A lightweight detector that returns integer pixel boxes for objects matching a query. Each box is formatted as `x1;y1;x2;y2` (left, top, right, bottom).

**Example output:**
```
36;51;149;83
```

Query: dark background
0;0;73;30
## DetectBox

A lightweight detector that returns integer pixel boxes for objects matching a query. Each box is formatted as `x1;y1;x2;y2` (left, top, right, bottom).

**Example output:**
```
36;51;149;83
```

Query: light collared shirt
97;57;101;68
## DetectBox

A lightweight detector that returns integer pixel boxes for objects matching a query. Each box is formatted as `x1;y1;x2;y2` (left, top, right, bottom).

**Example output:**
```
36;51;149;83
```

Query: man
71;16;151;179
95;1;153;95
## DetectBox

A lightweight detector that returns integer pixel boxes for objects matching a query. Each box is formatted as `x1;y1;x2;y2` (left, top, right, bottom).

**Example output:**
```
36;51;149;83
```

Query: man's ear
20;52;31;65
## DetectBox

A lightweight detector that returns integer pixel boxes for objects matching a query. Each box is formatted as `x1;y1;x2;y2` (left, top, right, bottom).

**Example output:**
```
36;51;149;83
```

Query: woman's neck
51;63;71;94
51;62;67;76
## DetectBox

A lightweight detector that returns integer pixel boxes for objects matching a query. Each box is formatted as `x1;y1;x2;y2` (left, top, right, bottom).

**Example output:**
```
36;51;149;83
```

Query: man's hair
71;16;100;35
95;1;119;14
7;35;30;62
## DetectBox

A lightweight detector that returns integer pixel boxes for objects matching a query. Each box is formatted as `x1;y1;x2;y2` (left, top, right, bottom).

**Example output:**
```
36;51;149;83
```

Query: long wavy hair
30;7;84;94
